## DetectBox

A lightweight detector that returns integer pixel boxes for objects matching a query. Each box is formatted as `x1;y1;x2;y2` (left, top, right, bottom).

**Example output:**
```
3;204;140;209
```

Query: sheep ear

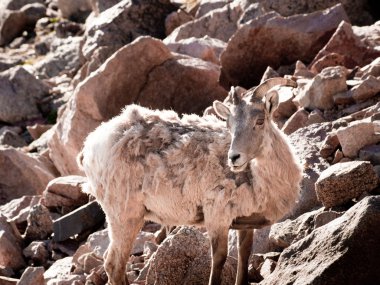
213;100;231;120
265;90;279;115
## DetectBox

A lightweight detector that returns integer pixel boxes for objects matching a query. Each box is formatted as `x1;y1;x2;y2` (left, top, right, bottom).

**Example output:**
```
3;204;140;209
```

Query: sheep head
213;78;297;172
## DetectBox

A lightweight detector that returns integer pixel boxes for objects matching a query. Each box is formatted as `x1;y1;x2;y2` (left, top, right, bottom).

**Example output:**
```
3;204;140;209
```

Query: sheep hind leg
104;213;144;285
208;229;229;285
235;229;253;285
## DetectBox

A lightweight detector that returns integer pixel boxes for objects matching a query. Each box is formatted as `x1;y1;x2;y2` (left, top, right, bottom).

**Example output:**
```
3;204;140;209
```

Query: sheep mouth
230;162;248;173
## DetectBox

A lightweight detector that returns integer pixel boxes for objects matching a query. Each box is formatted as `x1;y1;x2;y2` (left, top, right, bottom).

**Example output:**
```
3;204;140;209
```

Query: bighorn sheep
79;78;302;285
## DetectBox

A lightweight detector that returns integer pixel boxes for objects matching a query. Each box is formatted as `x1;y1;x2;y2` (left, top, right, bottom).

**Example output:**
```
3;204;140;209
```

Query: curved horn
230;86;240;105
251;78;297;100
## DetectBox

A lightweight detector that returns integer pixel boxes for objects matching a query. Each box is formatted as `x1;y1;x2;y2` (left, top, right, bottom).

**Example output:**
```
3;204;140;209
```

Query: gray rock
146;226;237;285
220;4;348;88
34;36;84;79
21;3;46;25
315;161;378;208
269;207;342;249
0;0;44;11
0;1;46;46
0;66;49;123
24;204;53;241
0;130;26;147
0;10;27;46
258;0;374;26
287;123;333;217
359;144;380;165
53;201;104;242
260;196;380;285
57;0;92;22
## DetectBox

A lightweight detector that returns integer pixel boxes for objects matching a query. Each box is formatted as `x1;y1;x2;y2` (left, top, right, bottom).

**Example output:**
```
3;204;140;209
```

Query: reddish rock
0;146;57;204
282;108;309;135
165;9;193;36
316;161;378;208
166;36;226;65
310;52;347;74
49;36;226;175
220;4;348;88
0;66;49;123
336;119;380;157
319;133;340;158
261;196;380;285
310;21;380;71
26;124;53;140
295;66;348;110
17;266;44;285
42;176;88;208
0;216;25;271
350;75;380;102
164;2;242;43
293;60;315;79
0;195;41;226
23;241;49;265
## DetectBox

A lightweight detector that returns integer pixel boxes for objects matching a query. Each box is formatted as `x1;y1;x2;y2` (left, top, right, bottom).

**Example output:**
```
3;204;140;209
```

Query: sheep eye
256;118;264;125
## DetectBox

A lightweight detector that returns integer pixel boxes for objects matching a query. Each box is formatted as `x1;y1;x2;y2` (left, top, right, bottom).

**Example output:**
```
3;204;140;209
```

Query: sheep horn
230;86;240;105
250;78;297;101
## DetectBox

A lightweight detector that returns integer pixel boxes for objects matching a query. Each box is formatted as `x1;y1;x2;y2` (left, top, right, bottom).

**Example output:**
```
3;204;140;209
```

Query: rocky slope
0;0;380;284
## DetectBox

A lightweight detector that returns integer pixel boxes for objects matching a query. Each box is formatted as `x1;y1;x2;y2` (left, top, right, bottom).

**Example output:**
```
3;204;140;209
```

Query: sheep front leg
209;229;229;285
235;230;253;285
105;216;144;285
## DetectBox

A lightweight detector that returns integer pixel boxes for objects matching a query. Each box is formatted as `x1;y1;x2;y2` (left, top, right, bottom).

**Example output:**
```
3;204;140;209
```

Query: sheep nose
229;153;240;164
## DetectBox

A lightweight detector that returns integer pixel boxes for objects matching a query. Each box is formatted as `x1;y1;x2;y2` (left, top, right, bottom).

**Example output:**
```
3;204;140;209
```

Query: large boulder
260;196;380;285
49;36;227;175
220;4;349;88
164;2;243;44
315;161;378;208
82;0;176;61
0;146;57;204
258;0;374;26
146;227;237;285
310;21;380;71
0;66;49;123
